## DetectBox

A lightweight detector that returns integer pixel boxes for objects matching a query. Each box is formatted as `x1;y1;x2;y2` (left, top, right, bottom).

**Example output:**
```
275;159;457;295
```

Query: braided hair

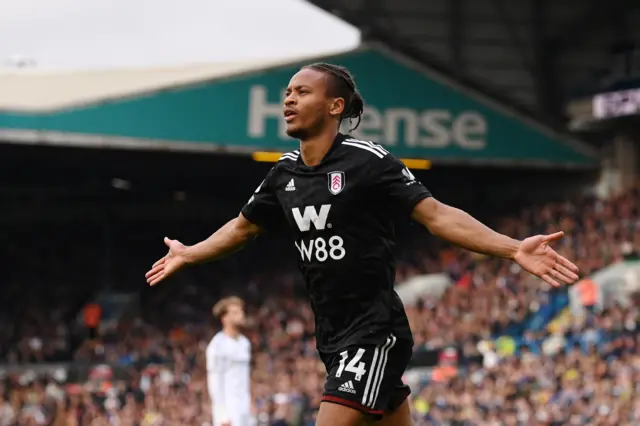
303;63;365;131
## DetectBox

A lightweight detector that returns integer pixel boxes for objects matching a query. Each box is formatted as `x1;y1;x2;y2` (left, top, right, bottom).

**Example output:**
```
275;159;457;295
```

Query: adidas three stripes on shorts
319;334;413;420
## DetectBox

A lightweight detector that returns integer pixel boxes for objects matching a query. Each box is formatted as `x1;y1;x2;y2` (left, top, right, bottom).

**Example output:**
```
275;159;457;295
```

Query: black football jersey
241;133;432;352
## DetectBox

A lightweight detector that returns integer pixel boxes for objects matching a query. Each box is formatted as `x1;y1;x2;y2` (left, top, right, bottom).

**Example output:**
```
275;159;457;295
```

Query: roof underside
307;0;640;129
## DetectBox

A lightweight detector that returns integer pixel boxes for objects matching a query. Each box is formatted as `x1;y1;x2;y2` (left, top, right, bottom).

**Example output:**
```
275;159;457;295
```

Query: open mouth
284;110;297;122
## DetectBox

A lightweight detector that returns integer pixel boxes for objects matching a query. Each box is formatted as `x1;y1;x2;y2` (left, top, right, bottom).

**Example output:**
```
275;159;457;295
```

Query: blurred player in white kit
206;296;252;426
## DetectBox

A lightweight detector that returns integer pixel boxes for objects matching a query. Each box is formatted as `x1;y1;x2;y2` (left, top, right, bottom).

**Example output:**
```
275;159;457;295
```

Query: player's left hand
513;231;579;287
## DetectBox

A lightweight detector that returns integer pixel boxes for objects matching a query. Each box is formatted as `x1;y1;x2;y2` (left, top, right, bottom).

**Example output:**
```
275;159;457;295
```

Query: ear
328;97;345;118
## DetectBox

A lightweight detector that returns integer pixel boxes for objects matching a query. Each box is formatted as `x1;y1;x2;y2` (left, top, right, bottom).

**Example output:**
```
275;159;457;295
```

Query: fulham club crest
328;171;345;195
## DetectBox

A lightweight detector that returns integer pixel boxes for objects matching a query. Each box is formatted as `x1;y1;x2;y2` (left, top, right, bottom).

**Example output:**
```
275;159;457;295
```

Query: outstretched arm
367;150;579;287
146;166;284;287
411;197;579;286
145;213;262;286
183;213;262;264
412;198;520;259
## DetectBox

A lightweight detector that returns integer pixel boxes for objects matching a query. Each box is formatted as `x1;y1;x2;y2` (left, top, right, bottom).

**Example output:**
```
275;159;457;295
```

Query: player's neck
222;326;240;339
299;127;338;167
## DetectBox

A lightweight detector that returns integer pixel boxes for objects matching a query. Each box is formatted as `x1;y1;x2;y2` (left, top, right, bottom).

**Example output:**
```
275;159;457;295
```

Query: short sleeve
240;167;285;231
373;154;432;216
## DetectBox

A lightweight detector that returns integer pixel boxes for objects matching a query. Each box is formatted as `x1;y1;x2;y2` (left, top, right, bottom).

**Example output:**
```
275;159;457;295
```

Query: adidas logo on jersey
402;167;415;181
285;179;296;191
402;167;416;185
338;381;356;394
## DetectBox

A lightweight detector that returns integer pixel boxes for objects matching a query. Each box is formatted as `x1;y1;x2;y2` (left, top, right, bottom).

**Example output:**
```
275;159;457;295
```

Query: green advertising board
0;46;597;167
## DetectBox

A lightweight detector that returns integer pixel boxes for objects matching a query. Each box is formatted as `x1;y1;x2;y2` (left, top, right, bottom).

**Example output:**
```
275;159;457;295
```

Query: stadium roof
307;0;640;127
0;44;598;168
0;49;351;112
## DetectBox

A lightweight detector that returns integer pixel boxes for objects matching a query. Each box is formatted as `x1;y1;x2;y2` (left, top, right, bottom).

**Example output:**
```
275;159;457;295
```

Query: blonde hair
212;296;244;319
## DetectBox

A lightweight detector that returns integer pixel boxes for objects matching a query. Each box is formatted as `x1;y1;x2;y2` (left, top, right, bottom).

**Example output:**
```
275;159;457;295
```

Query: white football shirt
206;331;251;426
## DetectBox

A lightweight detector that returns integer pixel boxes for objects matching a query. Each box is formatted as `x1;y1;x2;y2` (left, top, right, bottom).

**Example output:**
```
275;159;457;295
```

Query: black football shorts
319;334;412;420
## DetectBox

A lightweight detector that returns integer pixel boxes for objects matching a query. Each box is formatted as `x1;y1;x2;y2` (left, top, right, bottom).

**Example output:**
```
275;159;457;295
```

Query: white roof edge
0;48;357;112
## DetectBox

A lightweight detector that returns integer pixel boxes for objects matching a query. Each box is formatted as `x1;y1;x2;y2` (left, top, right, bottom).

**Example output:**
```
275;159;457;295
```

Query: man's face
224;303;245;328
283;68;344;139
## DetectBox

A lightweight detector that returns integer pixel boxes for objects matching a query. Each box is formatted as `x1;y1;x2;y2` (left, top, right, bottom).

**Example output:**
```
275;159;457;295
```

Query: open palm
145;237;189;286
514;231;579;287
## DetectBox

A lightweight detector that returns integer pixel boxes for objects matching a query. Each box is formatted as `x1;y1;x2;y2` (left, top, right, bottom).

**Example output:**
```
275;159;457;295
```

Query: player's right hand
145;237;189;286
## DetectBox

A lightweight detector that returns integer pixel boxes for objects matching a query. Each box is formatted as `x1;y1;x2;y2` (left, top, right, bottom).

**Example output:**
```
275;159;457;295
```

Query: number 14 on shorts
336;348;367;381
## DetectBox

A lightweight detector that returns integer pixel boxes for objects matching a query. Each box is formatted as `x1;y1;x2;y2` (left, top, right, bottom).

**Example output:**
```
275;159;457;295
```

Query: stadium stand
0;148;637;425
1;4;638;423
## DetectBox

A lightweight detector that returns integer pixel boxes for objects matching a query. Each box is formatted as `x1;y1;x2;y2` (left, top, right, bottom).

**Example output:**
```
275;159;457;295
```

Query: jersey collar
296;133;347;169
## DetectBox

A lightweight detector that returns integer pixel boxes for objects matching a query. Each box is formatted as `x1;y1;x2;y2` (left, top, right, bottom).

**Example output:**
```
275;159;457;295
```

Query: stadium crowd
0;184;638;425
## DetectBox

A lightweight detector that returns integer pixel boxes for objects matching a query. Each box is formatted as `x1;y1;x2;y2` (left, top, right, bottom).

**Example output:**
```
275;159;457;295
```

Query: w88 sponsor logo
295;236;346;262
292;204;346;262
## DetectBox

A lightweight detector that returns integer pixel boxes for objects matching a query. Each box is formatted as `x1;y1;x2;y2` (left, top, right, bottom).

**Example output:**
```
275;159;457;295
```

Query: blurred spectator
411;297;640;425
